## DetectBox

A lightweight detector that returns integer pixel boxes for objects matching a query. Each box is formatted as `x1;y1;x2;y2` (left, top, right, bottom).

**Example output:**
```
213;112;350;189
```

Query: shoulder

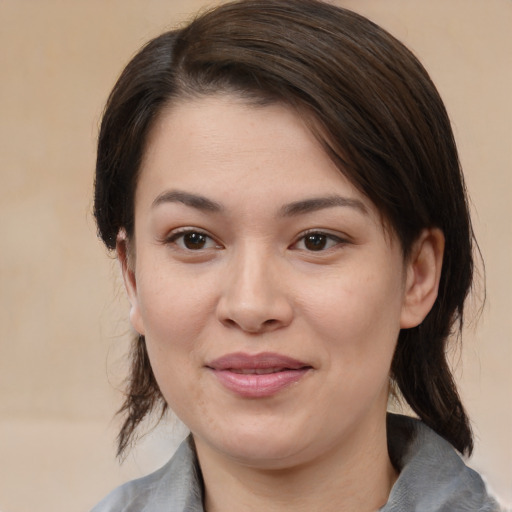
383;414;502;512
90;437;204;512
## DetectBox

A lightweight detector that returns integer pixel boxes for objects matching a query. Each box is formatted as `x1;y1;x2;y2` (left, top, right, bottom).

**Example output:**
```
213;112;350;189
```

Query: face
122;96;418;470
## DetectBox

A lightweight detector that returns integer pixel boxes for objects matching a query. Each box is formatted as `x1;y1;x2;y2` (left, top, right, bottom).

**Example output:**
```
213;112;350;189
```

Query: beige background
0;1;510;511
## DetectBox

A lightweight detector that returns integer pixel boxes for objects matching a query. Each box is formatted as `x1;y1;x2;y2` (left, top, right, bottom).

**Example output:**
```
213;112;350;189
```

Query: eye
166;229;220;251
292;231;345;252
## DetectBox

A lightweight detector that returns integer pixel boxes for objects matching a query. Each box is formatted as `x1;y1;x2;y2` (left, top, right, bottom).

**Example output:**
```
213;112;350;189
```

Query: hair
94;0;476;458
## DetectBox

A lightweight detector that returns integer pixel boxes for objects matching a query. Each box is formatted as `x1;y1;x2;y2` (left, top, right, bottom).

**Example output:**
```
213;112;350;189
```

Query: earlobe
116;231;145;336
400;228;445;329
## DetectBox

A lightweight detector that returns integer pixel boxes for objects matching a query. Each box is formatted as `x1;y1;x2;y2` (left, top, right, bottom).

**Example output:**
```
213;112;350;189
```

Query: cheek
133;272;216;398
138;283;206;419
299;263;404;370
136;263;218;343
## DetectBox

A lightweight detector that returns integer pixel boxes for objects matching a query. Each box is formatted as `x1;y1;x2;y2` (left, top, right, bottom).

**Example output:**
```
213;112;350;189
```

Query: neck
195;419;397;512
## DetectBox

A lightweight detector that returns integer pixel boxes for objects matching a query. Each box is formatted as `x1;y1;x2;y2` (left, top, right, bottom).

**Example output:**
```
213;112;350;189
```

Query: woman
92;0;501;510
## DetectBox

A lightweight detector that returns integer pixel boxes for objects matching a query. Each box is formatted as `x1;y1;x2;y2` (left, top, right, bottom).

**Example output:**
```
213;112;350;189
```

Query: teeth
231;368;285;375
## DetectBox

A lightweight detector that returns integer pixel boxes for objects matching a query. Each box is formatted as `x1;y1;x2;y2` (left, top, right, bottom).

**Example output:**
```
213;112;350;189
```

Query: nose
216;246;293;334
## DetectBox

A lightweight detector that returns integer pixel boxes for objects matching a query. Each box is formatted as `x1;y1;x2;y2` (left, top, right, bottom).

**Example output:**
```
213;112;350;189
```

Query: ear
400;228;445;329
116;231;145;336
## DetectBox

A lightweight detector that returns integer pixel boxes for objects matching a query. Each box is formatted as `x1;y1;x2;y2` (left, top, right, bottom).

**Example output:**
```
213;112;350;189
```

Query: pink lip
206;352;312;398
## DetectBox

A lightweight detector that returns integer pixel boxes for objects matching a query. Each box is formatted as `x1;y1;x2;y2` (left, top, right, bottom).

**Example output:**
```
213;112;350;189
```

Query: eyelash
164;228;221;251
291;230;348;252
163;228;347;253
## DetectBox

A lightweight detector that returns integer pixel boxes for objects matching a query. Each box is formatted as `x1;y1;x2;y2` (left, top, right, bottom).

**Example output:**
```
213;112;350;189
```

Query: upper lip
206;352;311;371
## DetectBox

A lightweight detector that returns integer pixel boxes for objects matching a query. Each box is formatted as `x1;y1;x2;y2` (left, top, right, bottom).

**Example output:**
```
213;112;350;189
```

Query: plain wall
0;1;510;511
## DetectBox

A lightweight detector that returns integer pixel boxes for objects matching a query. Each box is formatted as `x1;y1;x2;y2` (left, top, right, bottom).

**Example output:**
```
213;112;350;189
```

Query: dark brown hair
95;0;475;458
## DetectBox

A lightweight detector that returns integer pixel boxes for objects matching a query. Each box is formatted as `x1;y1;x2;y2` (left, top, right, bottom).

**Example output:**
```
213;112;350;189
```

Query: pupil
184;233;206;249
305;234;326;251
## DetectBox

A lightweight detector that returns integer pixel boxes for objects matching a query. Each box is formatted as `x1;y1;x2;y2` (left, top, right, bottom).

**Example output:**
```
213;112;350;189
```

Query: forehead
138;95;373;210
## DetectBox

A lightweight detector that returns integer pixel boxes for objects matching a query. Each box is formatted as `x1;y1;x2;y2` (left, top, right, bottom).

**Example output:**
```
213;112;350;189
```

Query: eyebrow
279;195;368;217
152;190;223;212
152;190;367;217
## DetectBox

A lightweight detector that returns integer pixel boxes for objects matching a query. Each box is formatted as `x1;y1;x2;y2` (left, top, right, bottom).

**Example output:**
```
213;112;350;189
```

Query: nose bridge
217;240;292;332
235;241;272;298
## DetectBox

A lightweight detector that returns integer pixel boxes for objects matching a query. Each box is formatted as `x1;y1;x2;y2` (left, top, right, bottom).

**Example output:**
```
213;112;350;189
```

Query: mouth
229;367;298;375
206;352;312;398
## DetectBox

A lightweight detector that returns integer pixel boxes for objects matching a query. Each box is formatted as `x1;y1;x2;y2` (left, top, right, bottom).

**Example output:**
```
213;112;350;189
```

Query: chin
225;442;308;469
194;419;316;469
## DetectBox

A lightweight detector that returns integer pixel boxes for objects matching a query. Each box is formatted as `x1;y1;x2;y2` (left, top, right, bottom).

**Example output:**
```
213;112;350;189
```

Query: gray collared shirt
91;414;501;512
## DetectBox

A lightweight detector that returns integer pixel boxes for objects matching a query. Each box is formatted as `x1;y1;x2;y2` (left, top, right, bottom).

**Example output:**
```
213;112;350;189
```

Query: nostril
221;317;280;332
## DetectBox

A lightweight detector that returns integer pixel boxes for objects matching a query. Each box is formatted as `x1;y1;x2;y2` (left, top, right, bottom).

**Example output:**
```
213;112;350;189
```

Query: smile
206;352;312;398
230;368;290;375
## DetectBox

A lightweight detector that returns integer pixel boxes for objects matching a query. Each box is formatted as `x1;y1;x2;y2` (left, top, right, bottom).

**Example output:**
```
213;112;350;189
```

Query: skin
119;95;444;512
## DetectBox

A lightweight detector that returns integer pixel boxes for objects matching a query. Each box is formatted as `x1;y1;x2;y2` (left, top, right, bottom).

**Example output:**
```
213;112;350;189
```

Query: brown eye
182;232;207;250
304;234;328;251
291;231;344;252
166;230;219;251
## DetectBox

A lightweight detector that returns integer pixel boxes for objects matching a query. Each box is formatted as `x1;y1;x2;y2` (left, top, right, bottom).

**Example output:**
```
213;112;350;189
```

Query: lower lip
210;368;310;398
